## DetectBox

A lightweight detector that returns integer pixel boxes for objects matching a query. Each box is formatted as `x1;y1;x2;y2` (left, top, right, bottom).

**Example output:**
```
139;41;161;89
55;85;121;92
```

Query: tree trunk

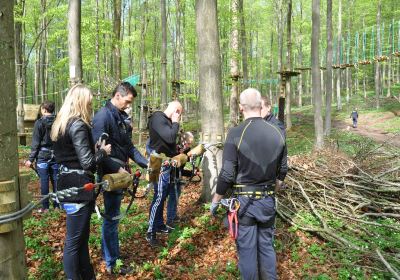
15;0;25;133
285;0;293;130
113;0;121;81
95;0;101;95
34;47;40;103
68;0;83;85
312;0;324;149
0;1;27;277
195;0;224;202
139;1;148;136
238;0;248;88
336;0;342;110
160;0;168;106
298;0;303;108
387;58;392;97
229;0;239;128
325;0;333;136
40;0;47;101
375;0;381;109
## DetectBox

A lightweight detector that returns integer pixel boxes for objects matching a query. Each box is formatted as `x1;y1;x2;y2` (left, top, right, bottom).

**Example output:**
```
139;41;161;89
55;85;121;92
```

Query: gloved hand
210;201;220;216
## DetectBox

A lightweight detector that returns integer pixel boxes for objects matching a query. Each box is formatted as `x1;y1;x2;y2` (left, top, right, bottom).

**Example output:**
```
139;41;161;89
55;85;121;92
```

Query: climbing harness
221;198;240;240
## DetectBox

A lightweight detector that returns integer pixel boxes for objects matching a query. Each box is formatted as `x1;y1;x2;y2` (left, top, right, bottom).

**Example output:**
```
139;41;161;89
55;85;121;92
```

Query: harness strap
228;209;238;240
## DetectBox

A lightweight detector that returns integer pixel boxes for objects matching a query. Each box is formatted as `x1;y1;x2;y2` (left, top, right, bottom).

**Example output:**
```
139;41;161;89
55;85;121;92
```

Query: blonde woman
51;84;111;280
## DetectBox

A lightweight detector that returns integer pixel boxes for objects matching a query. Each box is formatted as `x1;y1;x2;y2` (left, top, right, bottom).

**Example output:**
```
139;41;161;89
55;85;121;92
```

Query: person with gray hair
210;88;287;280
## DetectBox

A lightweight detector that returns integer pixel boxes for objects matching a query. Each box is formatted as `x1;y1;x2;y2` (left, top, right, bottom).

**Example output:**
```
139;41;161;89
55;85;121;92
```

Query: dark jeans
101;190;123;269
352;118;358;128
63;201;95;280
167;180;181;224
36;160;59;209
235;196;277;280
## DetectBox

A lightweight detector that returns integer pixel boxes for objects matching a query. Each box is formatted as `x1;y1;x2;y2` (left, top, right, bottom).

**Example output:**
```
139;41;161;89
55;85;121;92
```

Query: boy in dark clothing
350;108;359;128
25;100;58;211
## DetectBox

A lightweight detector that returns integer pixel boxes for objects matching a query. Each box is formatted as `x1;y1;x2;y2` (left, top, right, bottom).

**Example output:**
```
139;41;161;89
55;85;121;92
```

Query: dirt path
333;111;400;147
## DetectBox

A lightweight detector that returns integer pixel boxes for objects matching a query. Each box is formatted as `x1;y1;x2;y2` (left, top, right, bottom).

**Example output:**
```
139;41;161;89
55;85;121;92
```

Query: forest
0;0;399;279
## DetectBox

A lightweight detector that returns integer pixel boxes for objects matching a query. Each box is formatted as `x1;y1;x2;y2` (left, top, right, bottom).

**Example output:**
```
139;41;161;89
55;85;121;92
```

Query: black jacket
54;119;107;172
216;117;287;195
92;101;147;174
148;111;180;157
54;119;108;202
28;115;55;162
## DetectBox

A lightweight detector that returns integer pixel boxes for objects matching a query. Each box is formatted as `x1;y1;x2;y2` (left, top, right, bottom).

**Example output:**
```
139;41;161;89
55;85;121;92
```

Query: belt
59;165;94;177
233;184;275;199
110;157;127;167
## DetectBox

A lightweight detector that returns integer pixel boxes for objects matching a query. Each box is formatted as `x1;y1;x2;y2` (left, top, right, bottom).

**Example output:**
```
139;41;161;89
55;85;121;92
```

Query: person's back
227;118;285;186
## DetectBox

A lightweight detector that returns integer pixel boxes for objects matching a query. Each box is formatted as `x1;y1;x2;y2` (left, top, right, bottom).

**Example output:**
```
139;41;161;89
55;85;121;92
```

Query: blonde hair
51;84;93;141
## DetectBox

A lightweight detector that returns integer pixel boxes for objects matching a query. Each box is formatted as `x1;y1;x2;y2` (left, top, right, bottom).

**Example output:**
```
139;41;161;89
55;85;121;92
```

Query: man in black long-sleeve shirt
146;101;182;247
211;88;287;280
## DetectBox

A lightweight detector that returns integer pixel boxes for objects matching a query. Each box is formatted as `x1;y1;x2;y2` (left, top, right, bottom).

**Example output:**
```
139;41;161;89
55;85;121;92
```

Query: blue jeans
167;180;181;224
148;165;171;232
352;118;358;128
101;190;123;269
36;160;59;209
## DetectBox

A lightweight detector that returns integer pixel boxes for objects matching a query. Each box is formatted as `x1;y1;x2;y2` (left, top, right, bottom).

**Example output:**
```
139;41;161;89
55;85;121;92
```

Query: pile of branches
277;144;400;278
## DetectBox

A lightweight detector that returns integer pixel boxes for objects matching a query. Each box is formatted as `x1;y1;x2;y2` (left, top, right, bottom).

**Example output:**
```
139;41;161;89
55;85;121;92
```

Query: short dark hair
41;100;55;114
112;82;137;98
261;96;271;107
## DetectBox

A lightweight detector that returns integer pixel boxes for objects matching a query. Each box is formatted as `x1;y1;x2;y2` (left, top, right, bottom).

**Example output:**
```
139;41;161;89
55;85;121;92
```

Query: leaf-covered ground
24;177;339;280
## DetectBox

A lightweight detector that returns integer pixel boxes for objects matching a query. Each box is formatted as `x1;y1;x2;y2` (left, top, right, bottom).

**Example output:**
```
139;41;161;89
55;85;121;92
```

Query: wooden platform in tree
276;70;301;77
294;67;311;71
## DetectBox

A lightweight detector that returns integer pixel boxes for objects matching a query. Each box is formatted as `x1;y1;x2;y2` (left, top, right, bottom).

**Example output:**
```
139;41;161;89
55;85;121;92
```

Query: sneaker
146;232;161;247
166;221;177;229
106;265;134;275
156;224;174;234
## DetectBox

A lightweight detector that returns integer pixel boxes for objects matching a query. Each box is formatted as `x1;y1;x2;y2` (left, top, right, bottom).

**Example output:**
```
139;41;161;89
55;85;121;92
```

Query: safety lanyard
226;198;240;240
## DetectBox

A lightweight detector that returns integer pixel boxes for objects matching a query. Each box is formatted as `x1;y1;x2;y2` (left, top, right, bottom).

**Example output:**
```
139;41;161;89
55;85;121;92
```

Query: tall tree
336;0;342;110
375;0;381;109
285;0;293;130
39;0;47;100
195;0;224;202
0;0;27;277
238;0;248;88
325;0;333;136
312;0;324;149
160;0;168;105
297;0;303;108
229;0;239;128
15;0;26;133
68;0;82;85
113;0;121;81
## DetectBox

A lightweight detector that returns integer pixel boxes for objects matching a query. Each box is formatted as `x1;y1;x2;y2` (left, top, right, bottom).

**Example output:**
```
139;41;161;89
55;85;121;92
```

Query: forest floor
23;174;332;280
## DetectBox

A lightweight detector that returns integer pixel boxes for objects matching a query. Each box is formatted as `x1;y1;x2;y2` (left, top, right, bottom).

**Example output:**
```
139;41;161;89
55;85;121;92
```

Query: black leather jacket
54;119;107;172
54;119;108;202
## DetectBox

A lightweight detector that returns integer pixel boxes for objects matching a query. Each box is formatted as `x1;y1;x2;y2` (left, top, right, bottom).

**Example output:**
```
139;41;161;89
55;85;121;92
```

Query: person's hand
171;110;181;123
25;160;32;168
275;179;284;192
118;167;129;174
210;201;220;216
100;140;112;155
